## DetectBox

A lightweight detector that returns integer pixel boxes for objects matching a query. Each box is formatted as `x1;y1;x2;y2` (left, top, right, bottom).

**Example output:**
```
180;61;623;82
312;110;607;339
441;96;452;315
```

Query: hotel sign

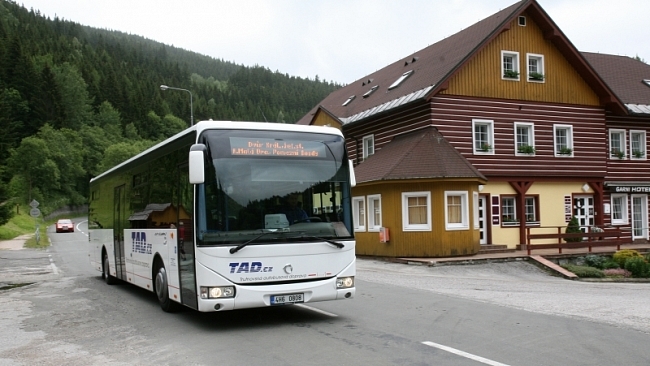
608;185;650;193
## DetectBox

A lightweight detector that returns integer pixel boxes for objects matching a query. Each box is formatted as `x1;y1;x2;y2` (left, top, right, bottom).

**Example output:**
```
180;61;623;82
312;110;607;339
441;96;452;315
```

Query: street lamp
160;84;194;126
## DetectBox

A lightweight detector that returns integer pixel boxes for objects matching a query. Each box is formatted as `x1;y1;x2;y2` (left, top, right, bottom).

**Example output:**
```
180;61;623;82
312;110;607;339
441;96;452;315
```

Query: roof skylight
363;86;378;98
388;70;414;90
342;95;356;106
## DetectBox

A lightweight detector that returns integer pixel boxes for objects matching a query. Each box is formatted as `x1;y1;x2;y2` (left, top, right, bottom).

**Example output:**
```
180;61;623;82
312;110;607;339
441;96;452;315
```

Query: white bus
89;121;356;312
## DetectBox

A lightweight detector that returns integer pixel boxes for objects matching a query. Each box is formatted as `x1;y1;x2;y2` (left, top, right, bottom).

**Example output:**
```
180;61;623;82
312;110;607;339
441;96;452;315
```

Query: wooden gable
307;107;342;130
441;10;600;106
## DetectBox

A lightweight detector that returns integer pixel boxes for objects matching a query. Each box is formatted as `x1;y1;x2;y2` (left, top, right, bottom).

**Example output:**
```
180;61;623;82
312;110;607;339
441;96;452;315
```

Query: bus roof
90;120;344;183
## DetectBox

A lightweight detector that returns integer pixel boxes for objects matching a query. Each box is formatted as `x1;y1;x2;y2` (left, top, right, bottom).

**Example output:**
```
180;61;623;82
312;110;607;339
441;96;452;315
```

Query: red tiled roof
354;126;487;184
582;52;650;113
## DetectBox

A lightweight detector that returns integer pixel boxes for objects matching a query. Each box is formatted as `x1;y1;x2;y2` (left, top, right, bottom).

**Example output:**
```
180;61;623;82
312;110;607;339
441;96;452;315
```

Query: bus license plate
270;293;304;305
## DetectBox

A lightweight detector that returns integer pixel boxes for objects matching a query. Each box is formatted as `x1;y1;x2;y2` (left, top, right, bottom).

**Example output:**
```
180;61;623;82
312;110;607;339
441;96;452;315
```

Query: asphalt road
1;219;649;365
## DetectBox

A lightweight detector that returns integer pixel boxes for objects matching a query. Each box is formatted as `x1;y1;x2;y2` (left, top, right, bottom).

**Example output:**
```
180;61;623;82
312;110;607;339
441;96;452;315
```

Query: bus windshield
196;129;354;246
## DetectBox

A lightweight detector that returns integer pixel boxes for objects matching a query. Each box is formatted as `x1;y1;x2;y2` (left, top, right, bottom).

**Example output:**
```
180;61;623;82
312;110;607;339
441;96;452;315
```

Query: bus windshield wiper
229;231;278;254
289;233;344;249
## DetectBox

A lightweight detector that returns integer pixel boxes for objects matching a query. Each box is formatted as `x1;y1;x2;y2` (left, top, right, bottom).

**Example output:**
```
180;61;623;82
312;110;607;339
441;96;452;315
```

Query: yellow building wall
311;109;342;130
442;11;600;106
484;181;595;248
353;180;482;257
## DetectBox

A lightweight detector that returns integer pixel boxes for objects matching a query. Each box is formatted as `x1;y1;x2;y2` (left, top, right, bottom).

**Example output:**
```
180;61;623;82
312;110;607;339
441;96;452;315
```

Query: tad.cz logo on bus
131;232;152;254
229;262;273;273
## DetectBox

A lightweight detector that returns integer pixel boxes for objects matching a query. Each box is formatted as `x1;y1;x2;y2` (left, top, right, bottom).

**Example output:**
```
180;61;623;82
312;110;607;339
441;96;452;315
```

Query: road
1;219;649;365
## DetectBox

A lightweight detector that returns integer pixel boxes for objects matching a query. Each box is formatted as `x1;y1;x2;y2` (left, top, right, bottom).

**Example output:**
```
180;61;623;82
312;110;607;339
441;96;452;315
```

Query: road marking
295;304;338;317
422;341;510;366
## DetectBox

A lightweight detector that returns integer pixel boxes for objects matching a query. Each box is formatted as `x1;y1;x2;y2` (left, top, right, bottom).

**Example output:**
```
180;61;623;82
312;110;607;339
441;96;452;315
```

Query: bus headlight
200;286;235;299
336;276;354;289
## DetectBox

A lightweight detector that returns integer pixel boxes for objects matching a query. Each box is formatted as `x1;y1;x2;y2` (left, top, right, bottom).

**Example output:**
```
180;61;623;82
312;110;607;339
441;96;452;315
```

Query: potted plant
611;149;625;159
529;72;545;81
517;144;535;154
633;150;645;158
479;143;492;152
558;147;573;155
565;216;583;242
503;70;519;79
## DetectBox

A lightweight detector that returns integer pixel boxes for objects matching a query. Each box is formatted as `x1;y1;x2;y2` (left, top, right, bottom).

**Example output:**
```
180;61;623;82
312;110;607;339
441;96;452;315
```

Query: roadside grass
0;206;39;240
0;205;54;249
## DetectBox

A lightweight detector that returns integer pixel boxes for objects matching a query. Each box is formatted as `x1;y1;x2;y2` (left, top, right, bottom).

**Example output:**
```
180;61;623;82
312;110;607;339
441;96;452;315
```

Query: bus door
178;164;198;309
113;185;127;280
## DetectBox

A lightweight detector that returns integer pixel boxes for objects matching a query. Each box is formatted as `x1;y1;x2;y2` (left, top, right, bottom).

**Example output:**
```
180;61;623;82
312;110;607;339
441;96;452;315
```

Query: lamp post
160;85;194;126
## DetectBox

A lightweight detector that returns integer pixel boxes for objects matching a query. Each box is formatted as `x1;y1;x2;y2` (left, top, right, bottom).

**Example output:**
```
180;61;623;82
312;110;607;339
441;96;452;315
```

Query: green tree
98;140;155;173
565;216;583;242
0;180;14;226
52;62;94;130
94;100;122;143
7;136;60;202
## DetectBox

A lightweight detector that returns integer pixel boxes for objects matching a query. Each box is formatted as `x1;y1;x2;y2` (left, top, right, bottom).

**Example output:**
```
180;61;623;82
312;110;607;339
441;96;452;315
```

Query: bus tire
103;253;117;285
154;262;179;312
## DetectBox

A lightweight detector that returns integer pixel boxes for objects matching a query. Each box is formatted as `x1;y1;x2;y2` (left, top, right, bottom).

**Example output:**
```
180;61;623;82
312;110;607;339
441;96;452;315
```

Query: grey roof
582;52;650;116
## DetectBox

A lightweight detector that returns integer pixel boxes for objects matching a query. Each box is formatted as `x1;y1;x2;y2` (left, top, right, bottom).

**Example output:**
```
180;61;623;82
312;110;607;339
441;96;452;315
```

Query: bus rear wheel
154;262;180;312
103;253;117;285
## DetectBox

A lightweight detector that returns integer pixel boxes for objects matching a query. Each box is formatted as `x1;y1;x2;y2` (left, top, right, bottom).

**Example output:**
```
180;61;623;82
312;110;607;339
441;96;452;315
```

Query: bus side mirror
189;144;207;184
348;159;356;187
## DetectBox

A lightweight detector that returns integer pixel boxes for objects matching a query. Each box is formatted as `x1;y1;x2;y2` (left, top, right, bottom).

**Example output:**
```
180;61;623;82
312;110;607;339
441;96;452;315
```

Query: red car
56;219;74;233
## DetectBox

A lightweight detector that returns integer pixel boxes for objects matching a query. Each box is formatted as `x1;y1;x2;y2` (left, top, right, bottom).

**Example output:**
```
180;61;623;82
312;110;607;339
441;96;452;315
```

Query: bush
565;216;582;242
584;254;606;269
561;264;604;278
601;259;620;270
613;249;643;268
603;268;631;278
624;257;650;278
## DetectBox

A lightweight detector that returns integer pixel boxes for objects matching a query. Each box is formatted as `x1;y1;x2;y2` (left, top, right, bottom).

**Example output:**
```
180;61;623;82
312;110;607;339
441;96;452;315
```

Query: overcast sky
16;0;650;85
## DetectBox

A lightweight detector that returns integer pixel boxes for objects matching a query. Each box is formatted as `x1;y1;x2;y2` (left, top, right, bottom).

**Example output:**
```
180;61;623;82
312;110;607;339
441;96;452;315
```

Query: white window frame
445;191;469;230
554;124;574;157
473;192;479;229
524;196;538;223
501;50;520;81
630;130;646;160
472;119;494;155
609;129;626;159
526;53;545;82
501;197;518;226
352;196;366;232
362;134;374;160
402;191;431;231
367;194;382;232
611;194;628;225
514;122;535;156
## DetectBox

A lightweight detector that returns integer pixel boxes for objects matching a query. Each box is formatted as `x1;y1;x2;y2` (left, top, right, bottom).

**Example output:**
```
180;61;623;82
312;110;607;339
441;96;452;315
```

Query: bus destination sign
230;137;326;158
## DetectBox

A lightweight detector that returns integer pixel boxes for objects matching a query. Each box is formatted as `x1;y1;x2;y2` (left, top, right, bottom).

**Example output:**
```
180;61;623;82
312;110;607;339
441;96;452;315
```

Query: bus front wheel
154;262;179;312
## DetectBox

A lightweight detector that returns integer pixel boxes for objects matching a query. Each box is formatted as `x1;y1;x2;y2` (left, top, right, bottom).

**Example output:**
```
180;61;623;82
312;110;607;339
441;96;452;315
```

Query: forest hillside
0;0;341;221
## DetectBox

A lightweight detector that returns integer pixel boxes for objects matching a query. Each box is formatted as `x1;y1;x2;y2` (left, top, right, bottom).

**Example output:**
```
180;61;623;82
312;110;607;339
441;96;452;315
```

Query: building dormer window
388;70;413;90
501;51;520;80
363;86;378;98
342;95;355;106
